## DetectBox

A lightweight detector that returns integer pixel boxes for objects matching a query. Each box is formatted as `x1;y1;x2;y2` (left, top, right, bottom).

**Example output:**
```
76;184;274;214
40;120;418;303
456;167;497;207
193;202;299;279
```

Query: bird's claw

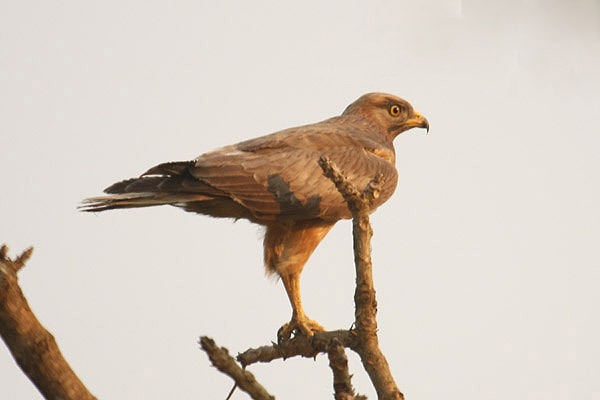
277;318;325;344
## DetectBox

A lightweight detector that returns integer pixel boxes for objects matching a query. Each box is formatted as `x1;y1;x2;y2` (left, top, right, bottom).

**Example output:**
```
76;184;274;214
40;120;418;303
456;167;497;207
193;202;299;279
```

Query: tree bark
319;157;405;400
0;245;97;400
200;336;275;400
327;337;366;400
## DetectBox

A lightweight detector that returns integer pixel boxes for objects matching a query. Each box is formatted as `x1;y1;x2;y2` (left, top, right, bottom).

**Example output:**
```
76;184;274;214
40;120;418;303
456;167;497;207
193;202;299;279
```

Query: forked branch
199;336;275;400
201;158;404;399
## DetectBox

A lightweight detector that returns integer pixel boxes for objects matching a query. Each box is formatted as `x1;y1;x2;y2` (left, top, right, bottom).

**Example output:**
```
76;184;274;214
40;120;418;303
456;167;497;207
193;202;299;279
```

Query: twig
237;329;357;367
0;244;97;400
199;336;275;400
327;337;366;400
225;382;238;400
317;157;384;212
319;157;405;400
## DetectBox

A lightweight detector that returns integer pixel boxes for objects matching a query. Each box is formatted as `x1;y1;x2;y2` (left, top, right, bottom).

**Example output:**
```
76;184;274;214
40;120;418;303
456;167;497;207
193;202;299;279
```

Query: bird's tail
80;161;217;212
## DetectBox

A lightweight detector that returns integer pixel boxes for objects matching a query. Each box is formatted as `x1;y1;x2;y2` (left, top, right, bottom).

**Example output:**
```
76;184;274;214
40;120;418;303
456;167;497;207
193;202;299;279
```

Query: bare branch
199;336;275;400
327;337;366;400
318;156;384;213
237;329;357;367
0;244;97;400
14;246;34;272
319;157;405;400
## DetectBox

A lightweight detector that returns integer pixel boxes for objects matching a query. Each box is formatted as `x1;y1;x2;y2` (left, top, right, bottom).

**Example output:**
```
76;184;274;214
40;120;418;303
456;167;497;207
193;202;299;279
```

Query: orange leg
278;272;325;342
263;221;334;342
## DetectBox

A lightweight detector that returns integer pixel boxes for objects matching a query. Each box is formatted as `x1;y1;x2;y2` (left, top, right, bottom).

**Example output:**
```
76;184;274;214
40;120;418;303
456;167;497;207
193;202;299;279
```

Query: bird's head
342;92;429;138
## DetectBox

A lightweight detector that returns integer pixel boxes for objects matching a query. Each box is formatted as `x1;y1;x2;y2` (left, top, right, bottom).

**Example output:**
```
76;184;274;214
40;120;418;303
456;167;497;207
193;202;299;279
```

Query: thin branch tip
199;336;275;400
15;247;34;270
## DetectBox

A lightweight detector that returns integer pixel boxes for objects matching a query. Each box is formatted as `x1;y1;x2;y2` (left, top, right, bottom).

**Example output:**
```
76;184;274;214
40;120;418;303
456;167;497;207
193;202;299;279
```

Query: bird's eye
389;104;401;117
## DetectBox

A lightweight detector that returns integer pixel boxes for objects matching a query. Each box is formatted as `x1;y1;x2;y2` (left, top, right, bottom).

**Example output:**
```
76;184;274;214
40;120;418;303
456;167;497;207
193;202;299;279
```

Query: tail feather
141;161;192;177
81;160;227;213
79;192;214;212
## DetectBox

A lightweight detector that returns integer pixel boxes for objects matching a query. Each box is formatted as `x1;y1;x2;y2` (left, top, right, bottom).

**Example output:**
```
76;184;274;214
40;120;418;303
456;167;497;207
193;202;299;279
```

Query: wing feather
188;127;398;221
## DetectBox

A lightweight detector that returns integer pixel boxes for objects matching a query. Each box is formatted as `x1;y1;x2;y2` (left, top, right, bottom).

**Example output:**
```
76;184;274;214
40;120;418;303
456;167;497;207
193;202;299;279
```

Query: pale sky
1;1;599;399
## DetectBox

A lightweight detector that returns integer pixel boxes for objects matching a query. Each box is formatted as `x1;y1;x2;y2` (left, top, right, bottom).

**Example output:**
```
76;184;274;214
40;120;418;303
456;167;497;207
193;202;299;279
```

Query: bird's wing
189;127;398;221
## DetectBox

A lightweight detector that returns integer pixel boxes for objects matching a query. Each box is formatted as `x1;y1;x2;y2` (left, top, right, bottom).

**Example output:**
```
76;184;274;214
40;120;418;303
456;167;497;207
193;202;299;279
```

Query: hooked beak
407;111;429;133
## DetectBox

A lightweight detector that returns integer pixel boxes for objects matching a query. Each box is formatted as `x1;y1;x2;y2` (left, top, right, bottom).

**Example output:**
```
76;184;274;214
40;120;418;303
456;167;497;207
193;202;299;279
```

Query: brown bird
81;92;428;340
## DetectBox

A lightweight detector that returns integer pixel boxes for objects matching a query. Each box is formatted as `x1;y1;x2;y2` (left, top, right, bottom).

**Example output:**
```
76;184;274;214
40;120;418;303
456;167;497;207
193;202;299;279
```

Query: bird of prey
81;93;429;340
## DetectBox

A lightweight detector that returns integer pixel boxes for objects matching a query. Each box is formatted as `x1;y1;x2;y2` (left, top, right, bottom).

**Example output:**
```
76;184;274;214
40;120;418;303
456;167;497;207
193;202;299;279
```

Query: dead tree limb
201;158;406;399
199;336;275;400
327;337;366;400
2;157;405;399
0;244;97;400
237;329;356;367
319;156;405;400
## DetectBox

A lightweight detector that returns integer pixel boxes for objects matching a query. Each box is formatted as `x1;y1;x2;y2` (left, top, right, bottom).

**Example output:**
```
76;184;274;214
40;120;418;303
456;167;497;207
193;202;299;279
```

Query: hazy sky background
1;1;599;399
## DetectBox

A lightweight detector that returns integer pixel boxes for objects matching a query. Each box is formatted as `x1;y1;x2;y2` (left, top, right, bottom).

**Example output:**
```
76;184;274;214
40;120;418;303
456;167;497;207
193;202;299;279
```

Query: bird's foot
277;317;325;344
